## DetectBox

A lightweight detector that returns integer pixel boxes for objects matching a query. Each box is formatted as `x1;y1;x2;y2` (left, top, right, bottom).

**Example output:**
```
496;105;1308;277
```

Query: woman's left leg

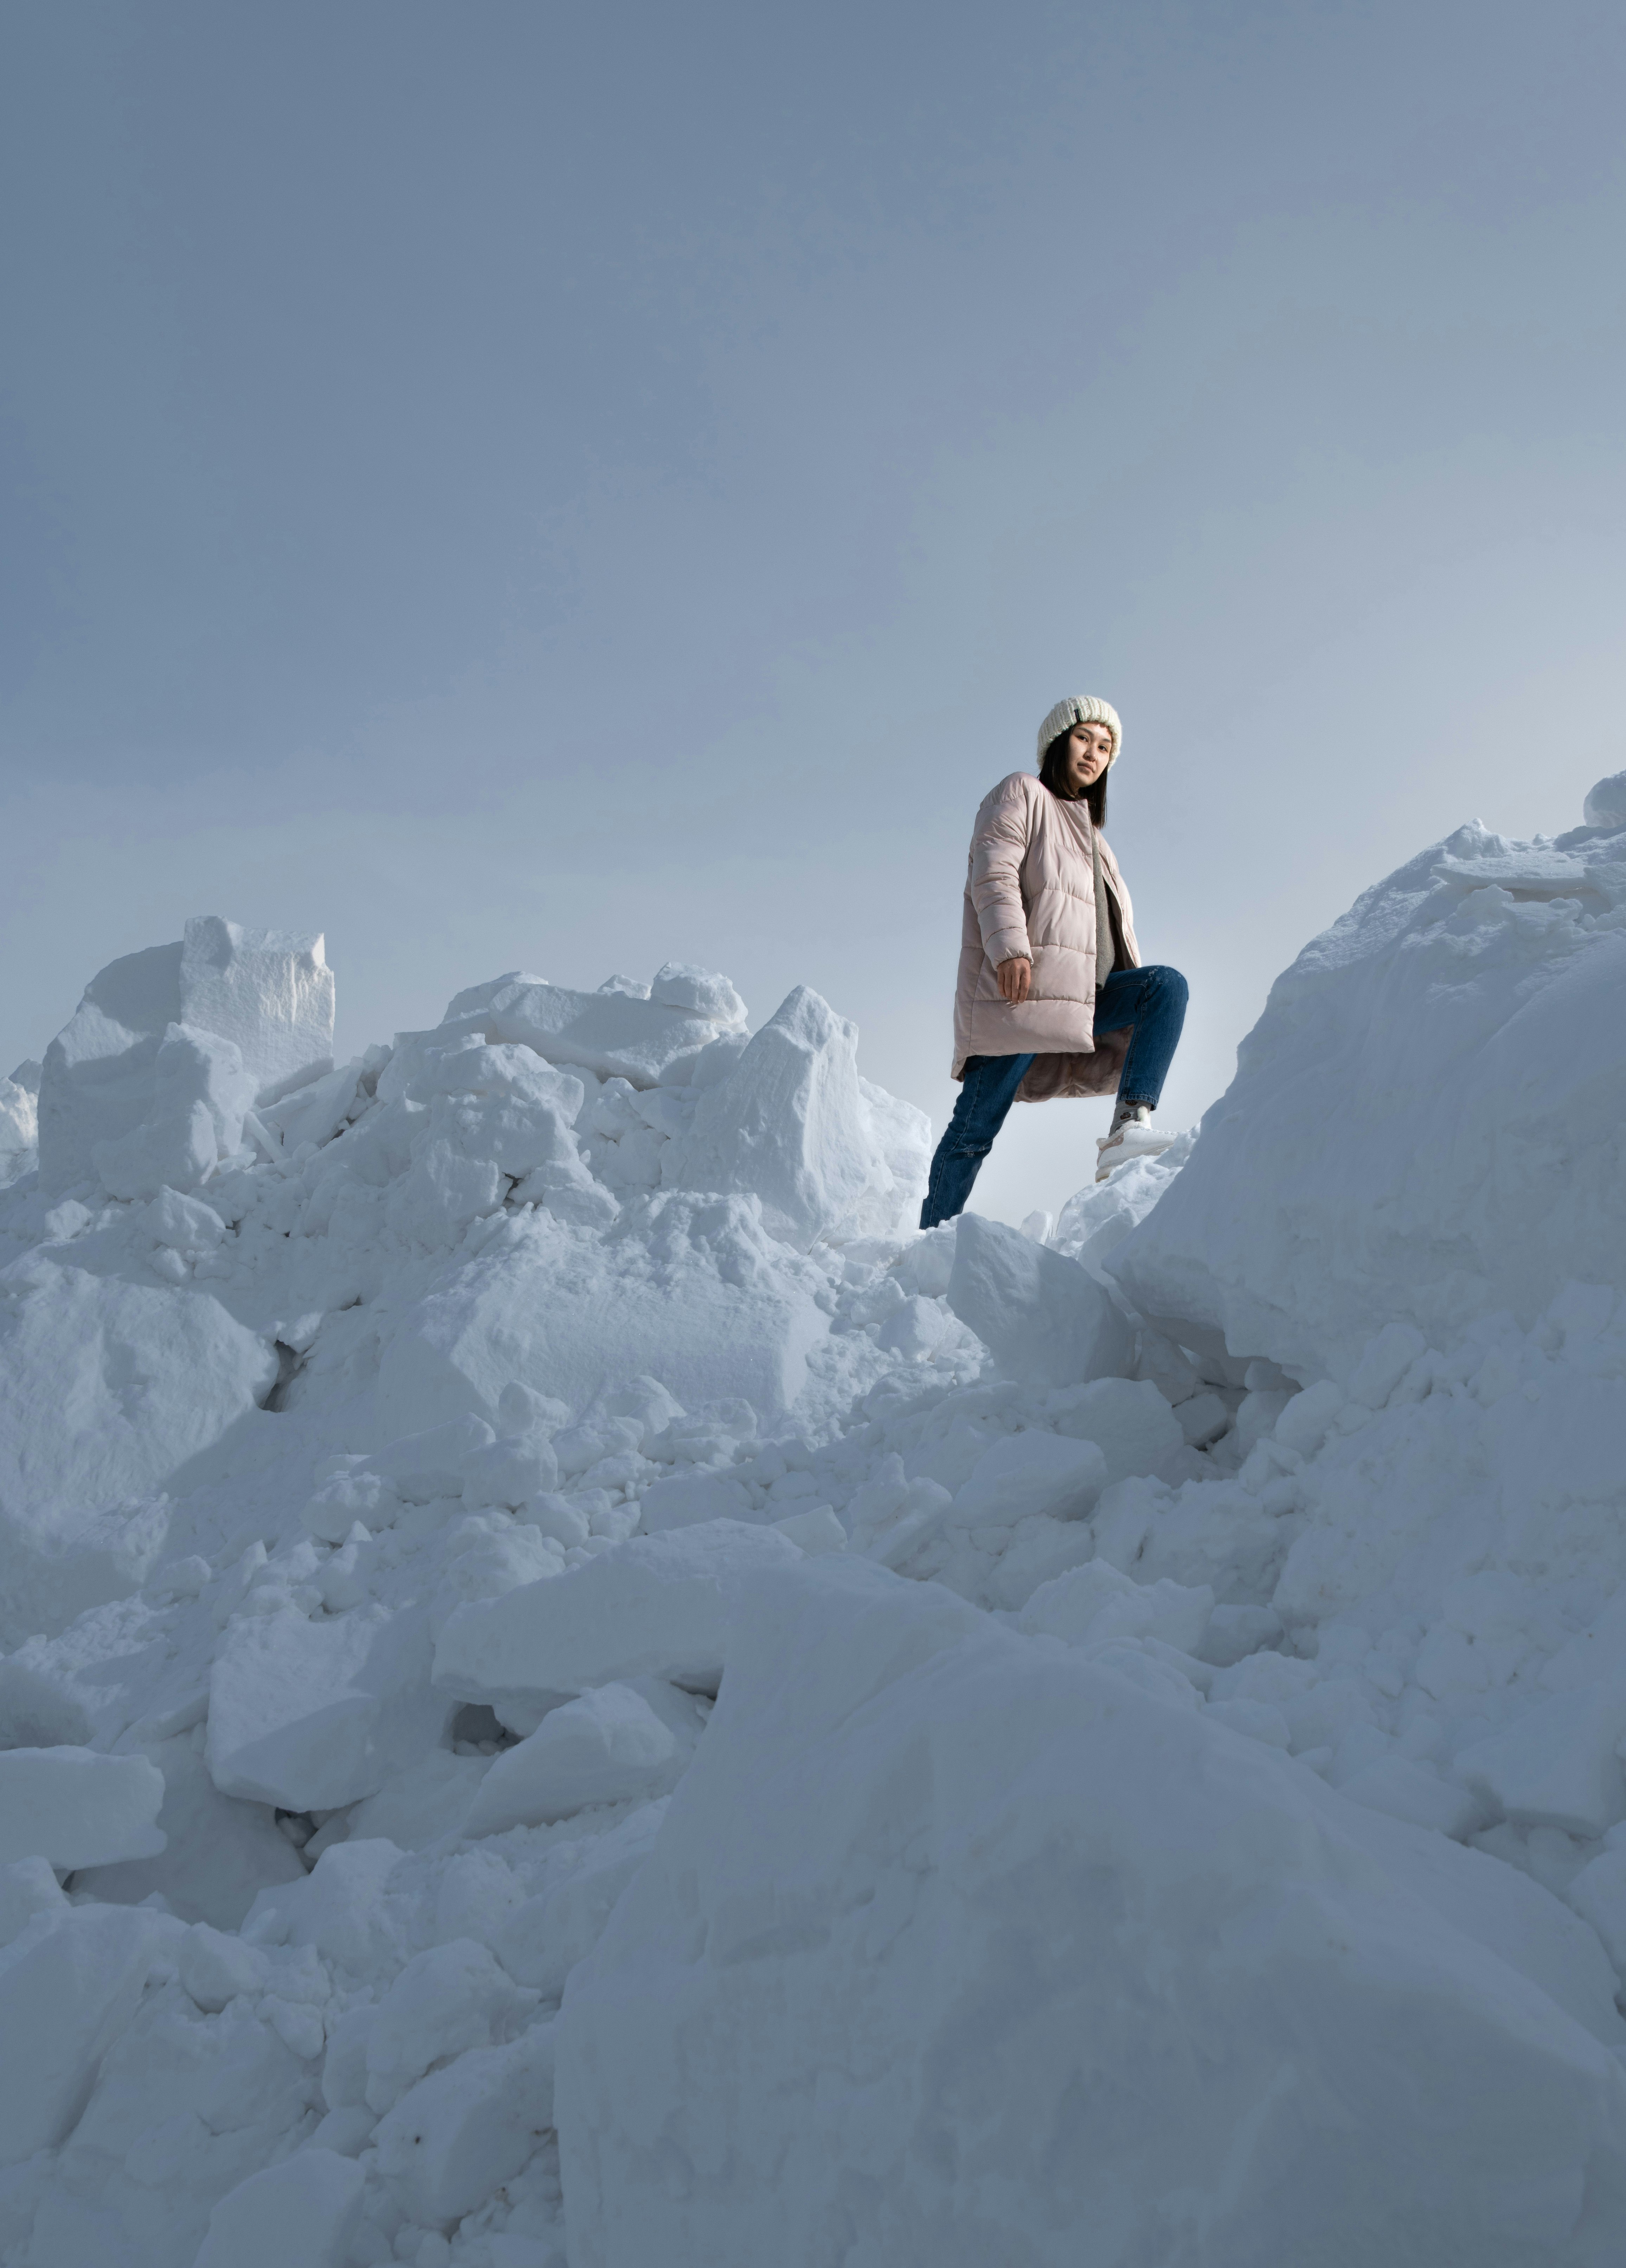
919;1052;1036;1228
1093;965;1189;1108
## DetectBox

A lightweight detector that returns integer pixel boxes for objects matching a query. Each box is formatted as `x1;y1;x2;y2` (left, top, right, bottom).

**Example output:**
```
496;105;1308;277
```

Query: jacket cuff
984;928;1031;967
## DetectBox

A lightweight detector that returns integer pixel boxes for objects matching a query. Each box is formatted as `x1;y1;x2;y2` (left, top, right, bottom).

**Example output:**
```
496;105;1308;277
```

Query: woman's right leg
1093;965;1188;1111
919;1053;1035;1229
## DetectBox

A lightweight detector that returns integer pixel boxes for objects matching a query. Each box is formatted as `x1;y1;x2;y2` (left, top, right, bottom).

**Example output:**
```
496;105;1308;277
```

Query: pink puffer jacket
952;771;1140;1101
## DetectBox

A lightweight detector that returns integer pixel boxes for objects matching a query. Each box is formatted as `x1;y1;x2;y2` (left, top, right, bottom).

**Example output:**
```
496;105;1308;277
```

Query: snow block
91;1021;257;1199
389;1082;609;1245
38;919;335;1195
441;971;740;1087
663;985;892;1249
650;962;748;1021
73;1728;307;1929
375;1194;827;1436
435;1521;804;1702
1583;771;1626;829
950;1430;1107;1530
497;1806;666;1997
946;1213;1133;1387
373;2020;557;2225
177;1922;272;2011
0;1747;166;1870
359;1415;496;1503
1016;1560;1214;1655
557;1558;1626;2268
1051;1375;1185;1484
1111;822;1626;1379
365;1939;539;2113
193;2148;364;2268
0;1266;278;1645
0;1903;179;2164
179;914;336;1105
38;940;185;1194
464;1686;677;1836
1456;1679;1626;1837
207;1604;446;1811
1569;1849;1626;1975
242;1839;406;1972
638;1469;753;1533
1339;1755;1484;1841
0;1856;67;1949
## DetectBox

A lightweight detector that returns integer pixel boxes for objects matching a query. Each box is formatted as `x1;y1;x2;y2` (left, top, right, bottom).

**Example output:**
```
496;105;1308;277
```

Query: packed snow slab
558;1561;1626;2268
192;2149;364;2268
1112;808;1626;1381
207;1601;447;1811
37;917;334;1196
0;1903;180;2165
441;963;745;1086
464;1685;677;1834
947;1210;1133;1385
664;984;927;1249
374;1191;830;1436
0;1748;165;1870
0;1265;277;1644
436;1520;805;1703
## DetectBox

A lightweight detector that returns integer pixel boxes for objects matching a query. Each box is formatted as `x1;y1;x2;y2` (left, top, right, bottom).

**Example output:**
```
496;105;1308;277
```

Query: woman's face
1065;720;1115;792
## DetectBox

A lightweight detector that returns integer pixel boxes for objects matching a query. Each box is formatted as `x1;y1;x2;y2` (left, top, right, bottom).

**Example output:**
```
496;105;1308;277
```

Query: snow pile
562;1559;1626;2267
5;780;1626;2265
1112;795;1626;1379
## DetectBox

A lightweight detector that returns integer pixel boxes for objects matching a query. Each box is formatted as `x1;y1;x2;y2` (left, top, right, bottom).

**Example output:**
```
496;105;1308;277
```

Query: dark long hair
1039;732;1108;828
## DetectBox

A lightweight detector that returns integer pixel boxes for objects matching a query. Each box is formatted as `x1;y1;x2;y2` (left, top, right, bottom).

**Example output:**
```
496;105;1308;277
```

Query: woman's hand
997;956;1032;1004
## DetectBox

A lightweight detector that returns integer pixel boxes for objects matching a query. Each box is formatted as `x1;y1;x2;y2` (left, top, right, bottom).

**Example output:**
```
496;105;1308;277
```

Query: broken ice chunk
0;1857;67;1949
649;962;747;1022
364;1938;539;2112
1016;1560;1213;1656
207;1604;446;1812
1456;1680;1626;1838
192;2149;364;2268
463;1685;677;1835
91;1023;257;1200
947;1214;1133;1388
435;1520;804;1700
662;985;891;1249
0;1905;181;2164
951;1432;1108;1531
178;915;336;1106
1582;771;1626;828
372;2020;557;2227
0;1746;166;1870
1338;1755;1483;1841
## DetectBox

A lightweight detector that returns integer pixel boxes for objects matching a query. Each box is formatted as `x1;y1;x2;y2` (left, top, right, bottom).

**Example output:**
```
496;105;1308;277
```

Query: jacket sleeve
967;776;1034;967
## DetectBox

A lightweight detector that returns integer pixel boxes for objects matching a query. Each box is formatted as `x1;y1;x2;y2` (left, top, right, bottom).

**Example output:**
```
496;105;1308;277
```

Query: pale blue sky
4;1;1623;1221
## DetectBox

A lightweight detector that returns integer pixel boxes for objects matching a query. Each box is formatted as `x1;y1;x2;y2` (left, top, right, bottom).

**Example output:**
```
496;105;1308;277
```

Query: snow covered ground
4;781;1626;2265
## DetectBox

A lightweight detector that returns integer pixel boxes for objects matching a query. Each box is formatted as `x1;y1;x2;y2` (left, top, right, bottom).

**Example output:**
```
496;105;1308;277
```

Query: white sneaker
1095;1105;1176;1182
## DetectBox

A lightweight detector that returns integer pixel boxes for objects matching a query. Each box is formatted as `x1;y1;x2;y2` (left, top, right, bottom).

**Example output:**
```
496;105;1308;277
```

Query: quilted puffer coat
952;771;1140;1102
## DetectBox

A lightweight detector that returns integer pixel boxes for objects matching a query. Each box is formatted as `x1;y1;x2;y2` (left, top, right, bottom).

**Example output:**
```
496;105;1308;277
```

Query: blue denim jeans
919;964;1189;1229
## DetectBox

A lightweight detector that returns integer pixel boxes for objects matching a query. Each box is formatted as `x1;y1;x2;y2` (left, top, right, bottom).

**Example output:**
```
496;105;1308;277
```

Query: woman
920;695;1187;1229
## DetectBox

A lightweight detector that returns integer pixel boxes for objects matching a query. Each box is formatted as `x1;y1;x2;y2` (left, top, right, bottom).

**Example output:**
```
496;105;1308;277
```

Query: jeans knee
1150;965;1188;1010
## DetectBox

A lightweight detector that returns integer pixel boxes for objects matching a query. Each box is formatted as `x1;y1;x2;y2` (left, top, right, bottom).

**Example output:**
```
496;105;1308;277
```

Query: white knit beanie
1036;696;1122;768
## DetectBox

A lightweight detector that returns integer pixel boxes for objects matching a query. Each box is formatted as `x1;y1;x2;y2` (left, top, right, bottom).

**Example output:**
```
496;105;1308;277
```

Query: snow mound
1112;807;1626;1380
560;1558;1626;2268
7;783;1626;2265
